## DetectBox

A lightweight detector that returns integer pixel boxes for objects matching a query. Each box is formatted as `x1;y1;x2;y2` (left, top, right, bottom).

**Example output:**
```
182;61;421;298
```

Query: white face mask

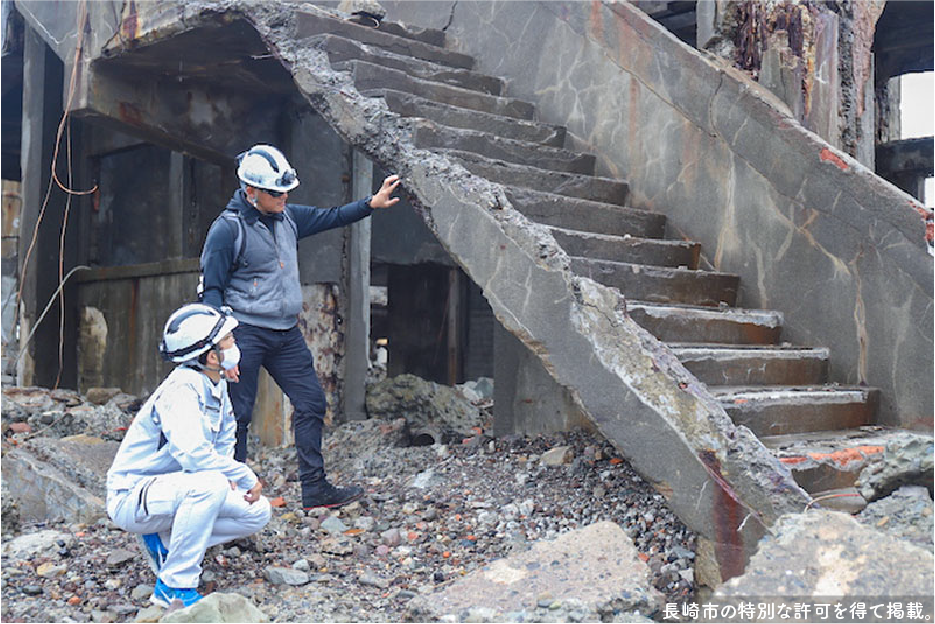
219;345;241;370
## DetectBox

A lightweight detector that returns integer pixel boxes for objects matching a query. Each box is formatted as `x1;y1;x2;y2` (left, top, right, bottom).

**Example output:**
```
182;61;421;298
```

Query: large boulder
711;510;933;619
857;432;934;502
408;521;661;622
366;374;484;445
158;593;269;623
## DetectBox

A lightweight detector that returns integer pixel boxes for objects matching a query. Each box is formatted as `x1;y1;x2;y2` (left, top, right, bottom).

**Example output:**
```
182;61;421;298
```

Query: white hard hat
236;144;299;193
159;304;238;363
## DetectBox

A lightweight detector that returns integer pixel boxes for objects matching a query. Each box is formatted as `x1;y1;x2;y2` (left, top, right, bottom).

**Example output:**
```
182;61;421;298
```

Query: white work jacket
106;366;258;493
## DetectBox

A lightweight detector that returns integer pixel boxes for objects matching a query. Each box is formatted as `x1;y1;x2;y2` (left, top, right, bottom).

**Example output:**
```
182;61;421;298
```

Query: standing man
107;303;271;607
200;144;400;510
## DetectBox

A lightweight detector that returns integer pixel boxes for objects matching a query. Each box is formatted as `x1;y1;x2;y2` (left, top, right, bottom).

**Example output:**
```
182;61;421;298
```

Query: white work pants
107;470;271;588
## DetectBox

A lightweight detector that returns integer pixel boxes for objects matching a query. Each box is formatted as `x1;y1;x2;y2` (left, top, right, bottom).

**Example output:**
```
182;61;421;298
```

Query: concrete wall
382;0;934;430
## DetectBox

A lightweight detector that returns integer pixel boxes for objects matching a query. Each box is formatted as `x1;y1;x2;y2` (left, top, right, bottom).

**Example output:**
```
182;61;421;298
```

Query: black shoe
302;480;364;510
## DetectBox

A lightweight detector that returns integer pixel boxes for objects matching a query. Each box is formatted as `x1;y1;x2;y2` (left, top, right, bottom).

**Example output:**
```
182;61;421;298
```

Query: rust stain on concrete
819;147;849;171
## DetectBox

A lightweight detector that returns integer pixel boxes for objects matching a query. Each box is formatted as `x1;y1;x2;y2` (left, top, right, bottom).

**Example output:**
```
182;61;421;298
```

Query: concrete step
712;386;880;437
411;119;595;174
371;21;446;48
505;188;660;237
444;151;630;205
551;228;698;267
760;427;898;494
668;344;829;386
628;303;783;344
311;35;503;94
336;60;535;119
570;259;740;307
296;9;474;69
366;90;566;146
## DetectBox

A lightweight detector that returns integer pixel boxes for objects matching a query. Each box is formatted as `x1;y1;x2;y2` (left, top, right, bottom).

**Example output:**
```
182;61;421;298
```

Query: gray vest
225;211;302;330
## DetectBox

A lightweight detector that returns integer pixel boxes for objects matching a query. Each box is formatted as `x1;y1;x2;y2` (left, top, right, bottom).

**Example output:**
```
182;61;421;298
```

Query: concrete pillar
345;149;372;420
168;152;187;260
492;322;592;437
17;25;65;388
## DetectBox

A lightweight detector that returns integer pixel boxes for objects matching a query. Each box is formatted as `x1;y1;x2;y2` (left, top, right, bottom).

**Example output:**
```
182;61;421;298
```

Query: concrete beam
345;149;373;421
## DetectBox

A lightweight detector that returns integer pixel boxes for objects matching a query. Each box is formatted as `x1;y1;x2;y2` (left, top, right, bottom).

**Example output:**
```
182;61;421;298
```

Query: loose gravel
1;422;696;623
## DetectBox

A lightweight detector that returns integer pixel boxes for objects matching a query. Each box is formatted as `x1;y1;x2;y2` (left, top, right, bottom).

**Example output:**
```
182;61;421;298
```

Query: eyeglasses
262;188;286;198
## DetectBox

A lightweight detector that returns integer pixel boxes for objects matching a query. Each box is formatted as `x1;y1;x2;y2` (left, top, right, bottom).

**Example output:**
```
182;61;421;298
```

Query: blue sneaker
151;579;204;608
135;533;168;574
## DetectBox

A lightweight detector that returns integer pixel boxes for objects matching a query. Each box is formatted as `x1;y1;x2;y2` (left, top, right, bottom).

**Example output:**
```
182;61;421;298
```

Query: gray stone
407;521;661;621
265;566;310;586
293;558;311;572
321;537;354;556
85;388;123;405
858;486;934;548
159;592;269;622
358;572;390;589
857;432;934;502
714;510;934;608
133;605;164;623
380;528;402;546
132;585;155;601
106;549;138;567
320;515;348;535
2;529;73;559
353;516;375;532
540;445;573;467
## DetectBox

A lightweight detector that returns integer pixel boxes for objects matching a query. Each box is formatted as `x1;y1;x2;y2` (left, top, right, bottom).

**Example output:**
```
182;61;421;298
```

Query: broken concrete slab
158;592;270;623
2;530;74;559
407;521;662;622
3;435;119;523
857;486;934;549
856;431;934;502
712;510;934;616
365;374;483;445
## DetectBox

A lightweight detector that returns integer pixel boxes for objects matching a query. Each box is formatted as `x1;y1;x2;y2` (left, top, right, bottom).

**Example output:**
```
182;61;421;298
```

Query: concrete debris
85;388;125;405
264;565;310;586
365;374;486;445
712;510;934;615
337;0;386;21
2;385;138;441
856;432;934;502
158;592;270;623
1;480;21;535
2;530;73;559
857;486;934;548
539;445;574;467
408;521;662;622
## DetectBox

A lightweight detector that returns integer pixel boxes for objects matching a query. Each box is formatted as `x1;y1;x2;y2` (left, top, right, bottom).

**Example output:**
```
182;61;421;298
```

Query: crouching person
106;303;271;607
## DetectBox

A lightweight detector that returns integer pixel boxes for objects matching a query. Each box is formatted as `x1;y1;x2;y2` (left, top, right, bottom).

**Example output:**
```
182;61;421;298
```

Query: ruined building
1;0;932;586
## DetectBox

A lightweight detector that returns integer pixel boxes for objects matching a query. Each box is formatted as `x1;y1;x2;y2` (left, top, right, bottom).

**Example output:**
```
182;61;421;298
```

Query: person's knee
244;496;271;532
188;471;230;502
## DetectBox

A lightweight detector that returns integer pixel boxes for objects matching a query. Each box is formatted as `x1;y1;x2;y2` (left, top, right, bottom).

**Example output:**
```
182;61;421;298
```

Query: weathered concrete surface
1;530;74;559
857;486;934;549
711;510;934;619
2;435;117;523
365;374;484;444
381;0;933;430
408;521;662;622
856;431;935;503
158;592;270;623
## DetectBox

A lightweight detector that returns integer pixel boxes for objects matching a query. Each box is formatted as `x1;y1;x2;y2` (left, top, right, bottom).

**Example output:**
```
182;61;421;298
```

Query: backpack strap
218;210;248;270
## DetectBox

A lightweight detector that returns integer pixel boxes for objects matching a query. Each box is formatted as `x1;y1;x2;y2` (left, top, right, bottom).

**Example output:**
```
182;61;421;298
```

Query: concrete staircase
292;11;890;511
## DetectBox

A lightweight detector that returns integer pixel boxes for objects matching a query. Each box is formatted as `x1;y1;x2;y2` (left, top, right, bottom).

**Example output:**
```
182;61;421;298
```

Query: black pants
229;323;326;485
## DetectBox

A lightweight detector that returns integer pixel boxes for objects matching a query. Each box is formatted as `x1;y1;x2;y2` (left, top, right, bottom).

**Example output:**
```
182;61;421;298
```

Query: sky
899;72;934;207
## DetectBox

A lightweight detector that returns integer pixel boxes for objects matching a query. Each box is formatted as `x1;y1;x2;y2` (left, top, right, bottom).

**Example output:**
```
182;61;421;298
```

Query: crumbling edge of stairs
107;1;812;585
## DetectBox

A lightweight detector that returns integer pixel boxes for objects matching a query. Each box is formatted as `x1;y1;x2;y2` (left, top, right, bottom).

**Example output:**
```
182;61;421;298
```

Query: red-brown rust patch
589;0;604;44
819;147;849;171
779;457;808;465
807;445;884;467
118;102;144;126
698;450;746;581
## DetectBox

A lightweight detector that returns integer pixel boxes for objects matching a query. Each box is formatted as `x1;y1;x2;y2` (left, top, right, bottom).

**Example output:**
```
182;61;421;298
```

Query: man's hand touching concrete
370;174;401;209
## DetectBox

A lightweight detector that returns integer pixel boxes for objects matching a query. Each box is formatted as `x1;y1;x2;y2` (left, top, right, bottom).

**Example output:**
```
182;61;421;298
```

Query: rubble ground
1;416;696;623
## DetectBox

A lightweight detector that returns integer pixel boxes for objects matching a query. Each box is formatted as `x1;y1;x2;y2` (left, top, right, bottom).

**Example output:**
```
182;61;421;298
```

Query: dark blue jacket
200;189;372;329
